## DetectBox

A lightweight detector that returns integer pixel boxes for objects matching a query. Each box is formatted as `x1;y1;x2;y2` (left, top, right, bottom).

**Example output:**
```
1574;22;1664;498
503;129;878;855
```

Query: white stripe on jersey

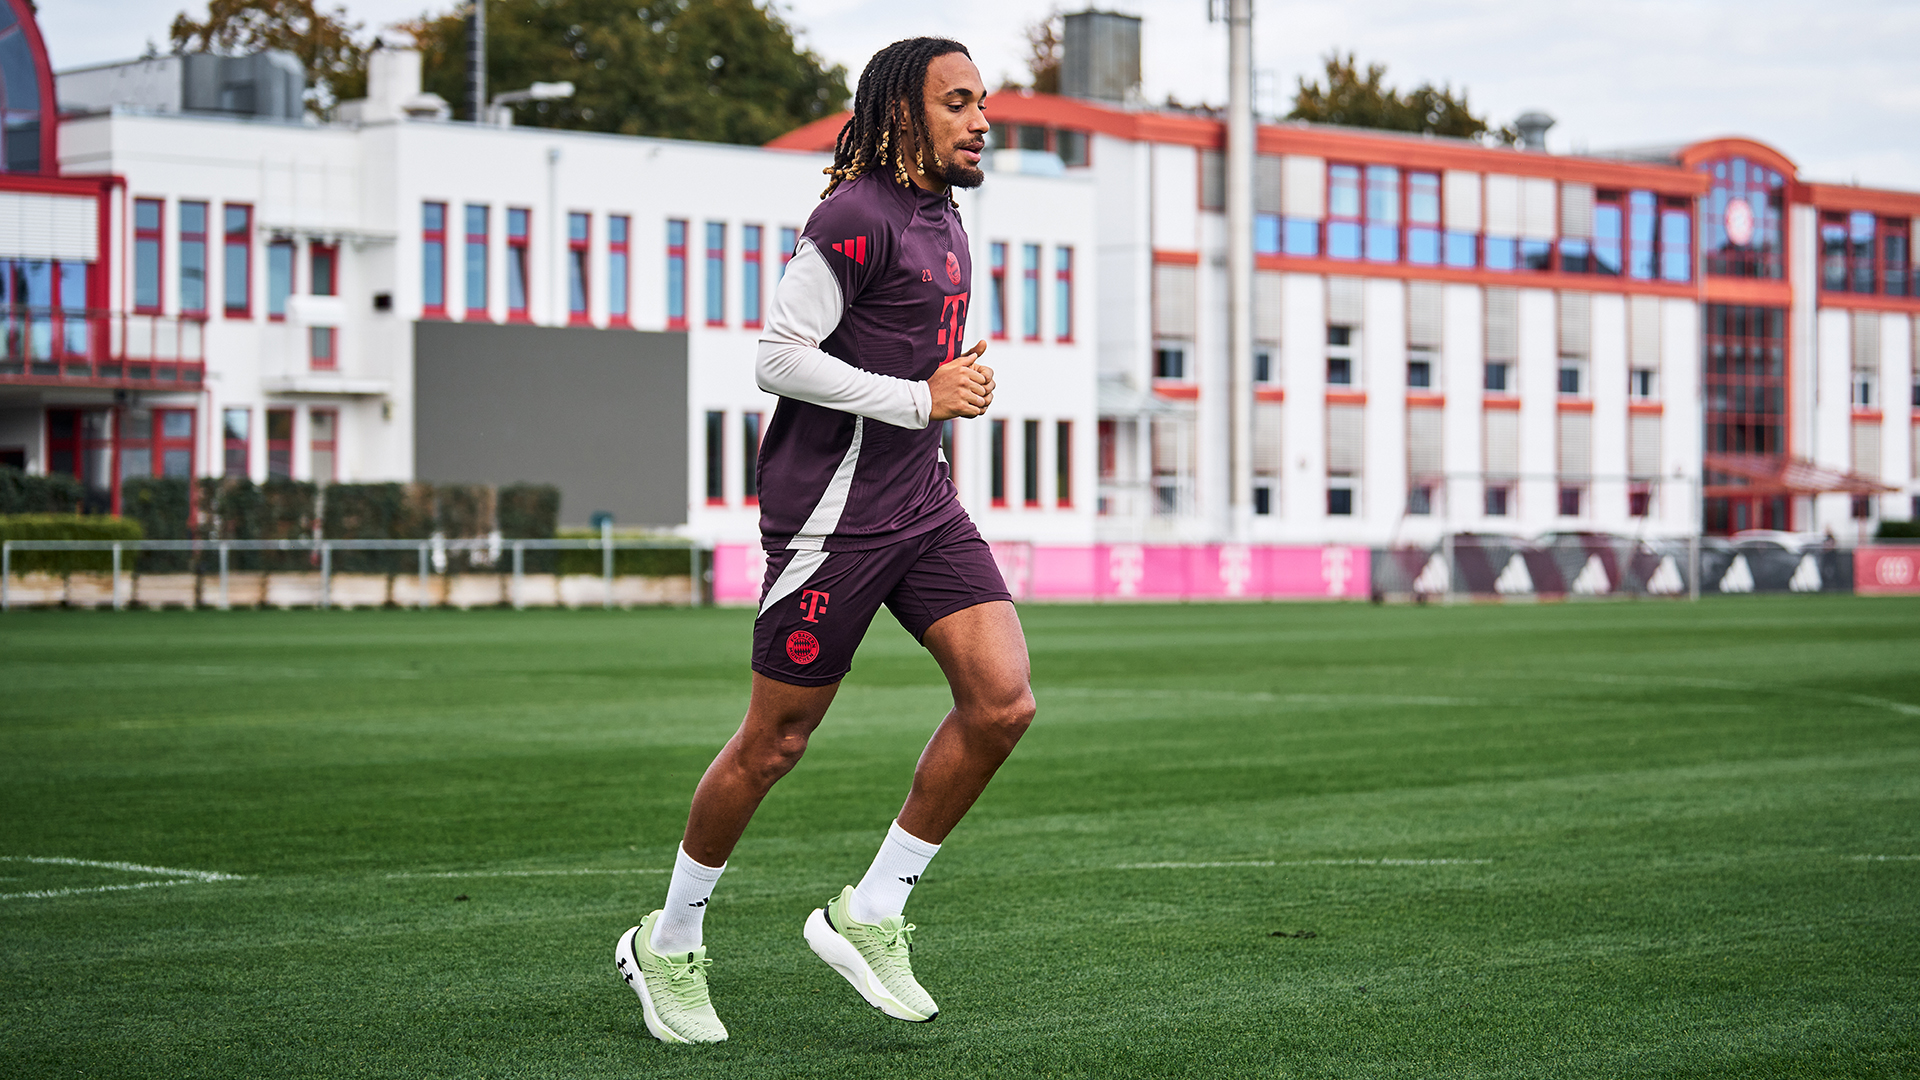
760;416;865;614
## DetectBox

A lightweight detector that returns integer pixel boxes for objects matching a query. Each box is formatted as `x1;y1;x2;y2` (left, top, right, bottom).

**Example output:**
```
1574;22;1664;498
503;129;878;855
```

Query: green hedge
1876;520;1920;540
1;515;144;574
499;484;559;540
121;478;194;570
0;467;83;515
554;531;700;577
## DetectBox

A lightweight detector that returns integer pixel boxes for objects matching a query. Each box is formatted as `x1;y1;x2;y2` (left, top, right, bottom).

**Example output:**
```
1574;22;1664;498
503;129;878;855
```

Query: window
1485;234;1516;272
310;409;336;483
1484;486;1510;516
1326;325;1354;386
742;225;763;329
1885;219;1910;297
464;204;488;316
134;198;163;312
1485;363;1511;393
1558;485;1583;517
608;215;629;324
1057;129;1088;167
1154;346;1186;380
1365;165;1400;263
507;208;530;320
779;227;798;276
1705;304;1786;456
1021;420;1041;507
569;212;591;324
1659;198;1692;283
1327;164;1362;259
705;221;726;326
223;408;250;477
179;201;208;315
1853;367;1875;408
1445;230;1476;269
989;242;1007;338
310;243;336;297
1327;486;1353;516
1407;485;1433;515
1022;243;1041;340
1254;487;1272;516
1559;362;1584;396
1630;368;1657;399
704;410;725;503
223;203;252;316
1407;172;1440;266
1407;354;1433;389
1702;157;1786;279
1054;246;1073;342
1254;350;1273;383
666;219;687;329
266;408;294;479
421;202;446;316
267;238;294;319
1055;420;1072;507
990;419;1007;506
309;326;336;371
1199;150;1225;211
1820;213;1848;292
1629;486;1651;517
742;412;762;503
1593;192;1623;276
1628;191;1656;280
1285;217;1320;257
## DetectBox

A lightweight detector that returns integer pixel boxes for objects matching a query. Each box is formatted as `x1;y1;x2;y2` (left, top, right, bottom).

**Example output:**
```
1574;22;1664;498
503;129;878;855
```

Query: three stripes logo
897;875;920;886
830;236;868;265
689;897;708;907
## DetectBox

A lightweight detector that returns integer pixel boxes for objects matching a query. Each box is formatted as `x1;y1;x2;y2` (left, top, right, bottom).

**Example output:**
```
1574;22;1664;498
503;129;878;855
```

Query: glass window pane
162;411;192;439
1365;165;1400;223
1328;165;1360;217
569;212;589;243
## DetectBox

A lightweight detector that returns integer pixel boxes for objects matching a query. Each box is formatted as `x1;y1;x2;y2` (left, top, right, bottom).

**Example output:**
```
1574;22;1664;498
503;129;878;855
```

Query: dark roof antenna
1514;111;1555;152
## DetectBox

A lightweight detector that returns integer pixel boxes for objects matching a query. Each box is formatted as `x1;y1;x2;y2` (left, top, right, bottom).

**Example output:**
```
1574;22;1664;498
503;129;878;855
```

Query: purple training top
755;172;974;552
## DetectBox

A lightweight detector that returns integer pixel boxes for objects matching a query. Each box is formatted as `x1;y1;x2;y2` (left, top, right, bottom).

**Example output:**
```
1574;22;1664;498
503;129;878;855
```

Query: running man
615;37;1035;1044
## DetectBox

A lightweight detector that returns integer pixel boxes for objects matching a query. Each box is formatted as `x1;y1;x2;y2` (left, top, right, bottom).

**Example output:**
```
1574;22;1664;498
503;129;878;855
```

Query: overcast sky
42;0;1920;191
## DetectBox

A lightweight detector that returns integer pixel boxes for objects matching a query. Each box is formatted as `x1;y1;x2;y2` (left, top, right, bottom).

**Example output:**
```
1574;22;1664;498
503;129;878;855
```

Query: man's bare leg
681;674;841;866
897;600;1036;843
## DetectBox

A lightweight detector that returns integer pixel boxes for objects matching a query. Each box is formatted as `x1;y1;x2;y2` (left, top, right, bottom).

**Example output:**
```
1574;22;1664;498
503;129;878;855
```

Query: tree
401;0;848;145
170;0;368;114
1022;9;1062;94
1288;52;1515;144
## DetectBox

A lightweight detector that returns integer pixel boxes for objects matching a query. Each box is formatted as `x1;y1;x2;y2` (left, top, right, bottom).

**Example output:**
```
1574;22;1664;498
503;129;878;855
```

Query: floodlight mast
487;81;576;127
1225;0;1254;538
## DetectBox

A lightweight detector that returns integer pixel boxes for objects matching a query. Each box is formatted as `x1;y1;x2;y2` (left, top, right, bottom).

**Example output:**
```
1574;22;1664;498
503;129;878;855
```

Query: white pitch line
0;856;246;901
1846;855;1920;862
1117;858;1492;870
385;868;671;879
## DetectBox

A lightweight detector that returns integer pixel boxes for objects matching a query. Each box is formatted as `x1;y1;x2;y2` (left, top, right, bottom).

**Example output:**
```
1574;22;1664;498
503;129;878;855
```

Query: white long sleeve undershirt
754;238;932;430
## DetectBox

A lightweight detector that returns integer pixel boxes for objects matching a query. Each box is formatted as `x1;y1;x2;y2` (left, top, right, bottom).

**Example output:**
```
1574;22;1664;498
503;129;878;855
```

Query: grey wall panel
413;321;687;526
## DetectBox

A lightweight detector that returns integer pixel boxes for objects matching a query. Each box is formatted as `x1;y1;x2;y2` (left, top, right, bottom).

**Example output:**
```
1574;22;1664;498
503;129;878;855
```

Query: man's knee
965;682;1035;746
736;727;811;788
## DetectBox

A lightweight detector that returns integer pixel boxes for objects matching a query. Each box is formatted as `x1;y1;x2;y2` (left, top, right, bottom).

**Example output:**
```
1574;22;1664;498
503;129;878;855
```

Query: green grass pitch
3;597;1917;1078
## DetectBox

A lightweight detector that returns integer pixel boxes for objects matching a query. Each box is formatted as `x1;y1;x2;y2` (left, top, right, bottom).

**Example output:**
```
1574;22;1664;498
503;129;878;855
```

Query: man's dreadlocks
821;37;971;202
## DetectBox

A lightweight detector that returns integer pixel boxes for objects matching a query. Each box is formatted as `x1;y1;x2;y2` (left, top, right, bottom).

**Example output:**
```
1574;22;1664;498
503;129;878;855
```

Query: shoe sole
614;926;723;1044
803;907;937;1023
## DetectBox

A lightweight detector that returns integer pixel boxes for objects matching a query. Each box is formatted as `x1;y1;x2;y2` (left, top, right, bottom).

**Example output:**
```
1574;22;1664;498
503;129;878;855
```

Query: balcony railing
0;308;207;389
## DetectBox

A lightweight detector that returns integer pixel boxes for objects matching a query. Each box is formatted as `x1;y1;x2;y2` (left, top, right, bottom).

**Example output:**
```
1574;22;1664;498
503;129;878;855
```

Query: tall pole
467;0;486;123
1225;0;1255;539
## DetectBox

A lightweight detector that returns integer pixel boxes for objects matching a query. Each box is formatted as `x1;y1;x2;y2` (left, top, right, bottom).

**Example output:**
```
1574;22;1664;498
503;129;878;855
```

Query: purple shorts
751;515;1011;686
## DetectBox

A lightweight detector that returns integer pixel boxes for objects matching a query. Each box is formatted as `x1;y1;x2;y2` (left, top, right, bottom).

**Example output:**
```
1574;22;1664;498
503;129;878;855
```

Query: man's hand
930;341;994;421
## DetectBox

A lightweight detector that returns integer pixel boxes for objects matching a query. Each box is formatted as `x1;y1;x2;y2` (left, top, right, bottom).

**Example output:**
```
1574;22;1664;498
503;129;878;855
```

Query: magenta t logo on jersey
945;251;962;284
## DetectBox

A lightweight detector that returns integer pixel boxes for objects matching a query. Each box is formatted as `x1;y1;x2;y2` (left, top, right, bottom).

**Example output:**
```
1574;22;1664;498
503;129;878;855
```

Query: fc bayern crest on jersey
945;252;962;285
786;630;820;665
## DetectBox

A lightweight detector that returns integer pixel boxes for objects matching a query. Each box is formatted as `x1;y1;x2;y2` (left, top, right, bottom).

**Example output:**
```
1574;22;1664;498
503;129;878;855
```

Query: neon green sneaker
803;885;939;1022
614;912;728;1043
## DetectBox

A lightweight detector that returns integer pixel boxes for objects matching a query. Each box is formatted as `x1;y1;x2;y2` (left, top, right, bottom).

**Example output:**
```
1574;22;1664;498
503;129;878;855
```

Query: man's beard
934;144;986;189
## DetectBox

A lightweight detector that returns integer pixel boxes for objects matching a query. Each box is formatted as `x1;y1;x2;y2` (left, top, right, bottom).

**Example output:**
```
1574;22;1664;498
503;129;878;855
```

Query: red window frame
119;408;197;481
310;408;337;483
506;208;530;322
990;418;1008;507
608;214;630;327
704;409;725;505
266;237;295;321
179;201;208;316
463;205;488;319
567;211;591;325
741;410;762;506
222;407;250;477
742;224;763;330
1021;243;1041;342
989;242;1008;340
223;202;252;318
1054;246;1073;343
779;227;798;275
1023;419;1041;507
422;201;448;319
266;408;294;479
705;221;726;328
667;219;688;330
1055;419;1073;507
310;242;337;297
133;197;164;314
309;326;337;372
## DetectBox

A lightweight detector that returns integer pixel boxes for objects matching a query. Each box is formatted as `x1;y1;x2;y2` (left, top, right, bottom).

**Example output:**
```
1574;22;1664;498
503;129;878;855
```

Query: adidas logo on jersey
830;236;868;265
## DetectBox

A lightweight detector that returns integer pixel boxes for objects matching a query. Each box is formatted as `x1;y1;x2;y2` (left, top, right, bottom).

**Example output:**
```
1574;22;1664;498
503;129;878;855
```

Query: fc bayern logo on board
786;630;820;665
945;251;962;284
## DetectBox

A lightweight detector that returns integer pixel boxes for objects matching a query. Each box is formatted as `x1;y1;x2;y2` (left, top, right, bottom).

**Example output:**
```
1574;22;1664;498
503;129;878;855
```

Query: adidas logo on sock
689;898;707;907
898;875;920;885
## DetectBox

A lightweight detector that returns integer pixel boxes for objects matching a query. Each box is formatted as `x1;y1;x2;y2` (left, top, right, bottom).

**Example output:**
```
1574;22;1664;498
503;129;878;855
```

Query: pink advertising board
712;543;1371;605
1854;546;1920;595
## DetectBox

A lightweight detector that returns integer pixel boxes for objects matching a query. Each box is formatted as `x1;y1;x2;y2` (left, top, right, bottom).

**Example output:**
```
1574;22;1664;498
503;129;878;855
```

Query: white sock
649;845;725;955
850;820;941;924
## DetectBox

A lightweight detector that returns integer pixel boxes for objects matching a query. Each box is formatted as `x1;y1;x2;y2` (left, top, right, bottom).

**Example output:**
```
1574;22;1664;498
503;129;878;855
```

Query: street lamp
488;81;574;127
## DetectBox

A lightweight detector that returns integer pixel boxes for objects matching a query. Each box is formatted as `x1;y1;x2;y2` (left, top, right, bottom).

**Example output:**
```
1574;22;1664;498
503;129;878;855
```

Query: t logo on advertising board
1321;547;1353;596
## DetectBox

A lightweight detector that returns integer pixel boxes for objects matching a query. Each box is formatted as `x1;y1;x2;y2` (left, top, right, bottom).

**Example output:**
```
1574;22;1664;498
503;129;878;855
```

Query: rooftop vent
1514;111;1555;152
1060;10;1141;104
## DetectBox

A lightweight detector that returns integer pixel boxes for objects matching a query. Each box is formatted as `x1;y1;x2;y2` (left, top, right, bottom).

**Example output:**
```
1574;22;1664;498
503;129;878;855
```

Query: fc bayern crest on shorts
786;631;820;665
945;251;962;285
